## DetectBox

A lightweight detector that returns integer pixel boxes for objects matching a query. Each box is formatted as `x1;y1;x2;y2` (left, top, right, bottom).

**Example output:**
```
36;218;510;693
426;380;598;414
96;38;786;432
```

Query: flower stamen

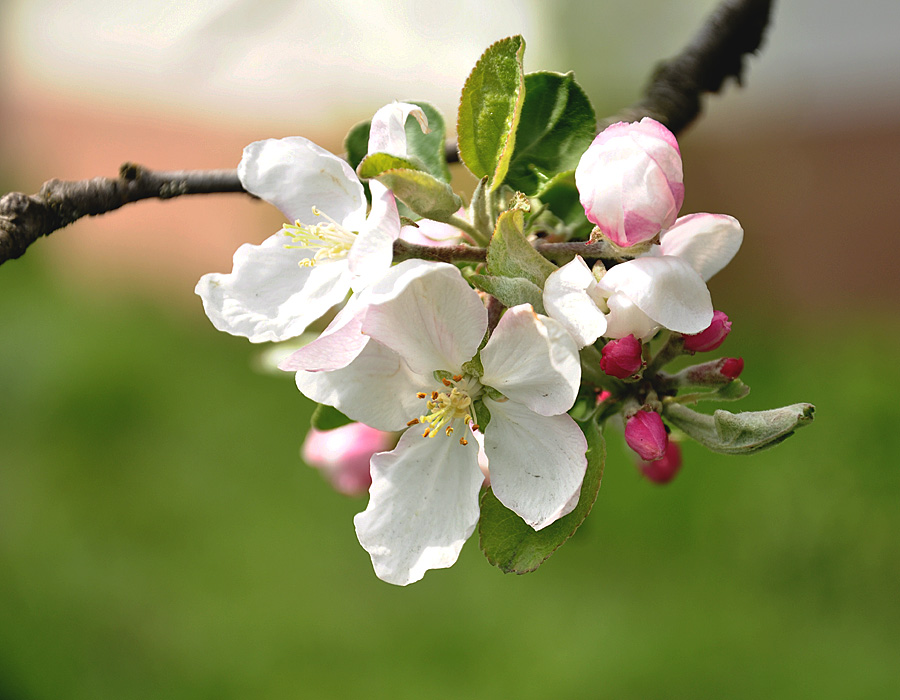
412;375;482;445
281;206;358;267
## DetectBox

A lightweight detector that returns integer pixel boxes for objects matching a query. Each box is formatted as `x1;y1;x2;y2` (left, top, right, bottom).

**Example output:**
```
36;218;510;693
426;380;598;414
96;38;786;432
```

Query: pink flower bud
600;334;644;378
721;357;744;379
638;441;682;484
575;117;684;248
683;310;731;353
624;409;669;462
301;423;394;496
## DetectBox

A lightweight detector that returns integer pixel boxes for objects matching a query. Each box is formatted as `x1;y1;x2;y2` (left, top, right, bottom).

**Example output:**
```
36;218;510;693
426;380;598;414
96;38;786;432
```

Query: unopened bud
638;441;682;483
600;334;643;379
301;423;393;496
625;409;668;462
720;357;744;379
683;310;731;353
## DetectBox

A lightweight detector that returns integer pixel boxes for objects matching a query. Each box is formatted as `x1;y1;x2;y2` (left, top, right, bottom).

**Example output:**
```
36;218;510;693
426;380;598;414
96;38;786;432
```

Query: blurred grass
1;251;899;700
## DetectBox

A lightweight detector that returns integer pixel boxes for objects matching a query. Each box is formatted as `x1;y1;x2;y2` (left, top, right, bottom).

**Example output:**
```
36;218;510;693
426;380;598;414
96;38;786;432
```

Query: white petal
278;297;368;372
348;180;401;291
195;233;350;343
542;256;608;347
354;428;482;585
482;398;588;531
603;293;660;340
599;256;713;335
480;305;581;416
658;213;743;281
367;102;430;158
293;340;428;432
238;137;366;229
362;262;487;375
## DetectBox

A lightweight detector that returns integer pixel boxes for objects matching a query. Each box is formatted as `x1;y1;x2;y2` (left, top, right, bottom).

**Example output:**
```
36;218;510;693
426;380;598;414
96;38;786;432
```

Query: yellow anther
459;437;468;446
407;418;420;426
445;426;453;436
431;391;439;400
416;392;427;399
453;374;463;382
441;377;453;387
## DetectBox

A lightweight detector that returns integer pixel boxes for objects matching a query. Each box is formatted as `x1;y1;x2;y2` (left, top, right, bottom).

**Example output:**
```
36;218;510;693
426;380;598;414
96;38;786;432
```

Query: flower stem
447;214;490;247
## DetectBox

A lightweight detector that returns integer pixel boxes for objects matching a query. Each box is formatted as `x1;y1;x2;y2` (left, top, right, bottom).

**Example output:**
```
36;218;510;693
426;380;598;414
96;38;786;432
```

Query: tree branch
0;0;771;266
598;0;773;133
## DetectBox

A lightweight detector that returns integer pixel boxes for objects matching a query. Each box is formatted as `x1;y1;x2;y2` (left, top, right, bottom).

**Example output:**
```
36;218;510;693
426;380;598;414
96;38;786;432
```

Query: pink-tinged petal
238;137;366;229
293;340;429;432
599;256;713;335
480;305;580;416
367;102;430;158
195;232;351;343
348;180;401;291
399;212;464;247
278;297;369;372
302;423;394;496
362;262;488;375
354;428;482;585
576;118;684;247
542;256;608;348
482;398;587;531
658;213;743;281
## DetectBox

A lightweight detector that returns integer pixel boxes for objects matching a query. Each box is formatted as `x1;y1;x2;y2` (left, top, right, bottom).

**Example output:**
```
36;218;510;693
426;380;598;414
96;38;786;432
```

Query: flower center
408;375;482;446
282;207;357;267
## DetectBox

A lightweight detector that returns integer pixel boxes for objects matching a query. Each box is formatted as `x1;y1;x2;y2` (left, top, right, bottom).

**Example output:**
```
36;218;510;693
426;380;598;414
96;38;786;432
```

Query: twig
0;0;771;266
598;0;772;133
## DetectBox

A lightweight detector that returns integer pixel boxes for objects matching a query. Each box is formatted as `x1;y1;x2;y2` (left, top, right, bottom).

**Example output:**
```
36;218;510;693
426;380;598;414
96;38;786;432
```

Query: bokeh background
2;1;899;698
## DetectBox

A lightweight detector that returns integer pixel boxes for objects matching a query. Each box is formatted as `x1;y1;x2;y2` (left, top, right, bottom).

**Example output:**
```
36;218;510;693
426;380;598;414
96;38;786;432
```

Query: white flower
195;103;429;343
284;260;588;585
544;213;743;344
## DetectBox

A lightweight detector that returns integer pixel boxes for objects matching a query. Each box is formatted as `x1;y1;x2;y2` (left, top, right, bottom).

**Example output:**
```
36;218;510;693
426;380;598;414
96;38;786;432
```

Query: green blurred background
2;1;900;698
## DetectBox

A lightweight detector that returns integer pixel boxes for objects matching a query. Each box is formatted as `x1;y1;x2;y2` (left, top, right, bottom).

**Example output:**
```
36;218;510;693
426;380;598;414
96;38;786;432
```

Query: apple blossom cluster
196;37;813;585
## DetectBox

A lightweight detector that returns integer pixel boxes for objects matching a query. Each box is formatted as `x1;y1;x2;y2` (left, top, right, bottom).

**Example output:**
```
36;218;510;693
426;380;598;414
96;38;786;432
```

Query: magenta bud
625;409;669;462
600;334;643;378
301;423;393;496
683;310;732;353
638;441;682;483
721;357;744;379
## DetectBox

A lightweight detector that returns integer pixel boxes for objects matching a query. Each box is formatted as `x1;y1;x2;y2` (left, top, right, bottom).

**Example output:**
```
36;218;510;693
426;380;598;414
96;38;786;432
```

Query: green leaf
506;72;597;195
310;403;353;431
357;152;422;179
374;169;463;222
536;171;593;239
470;273;545;313
468;177;492;238
458;36;526;191
487;209;557;286
343;120;371;171
478;418;605;574
405;101;452;183
664;402;816;455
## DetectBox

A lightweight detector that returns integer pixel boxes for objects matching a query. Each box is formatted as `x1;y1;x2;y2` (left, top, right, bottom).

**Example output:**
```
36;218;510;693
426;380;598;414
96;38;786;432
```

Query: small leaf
665;402;815;455
468;177;492;238
458;36;526;190
311;403;353;431
536;170;593;239
357;152;422;179
479;418;605;574
506;72;597;195
374;169;463;222
487;209;558;287
343;120;371;171
405;101;452;183
470;273;545;313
